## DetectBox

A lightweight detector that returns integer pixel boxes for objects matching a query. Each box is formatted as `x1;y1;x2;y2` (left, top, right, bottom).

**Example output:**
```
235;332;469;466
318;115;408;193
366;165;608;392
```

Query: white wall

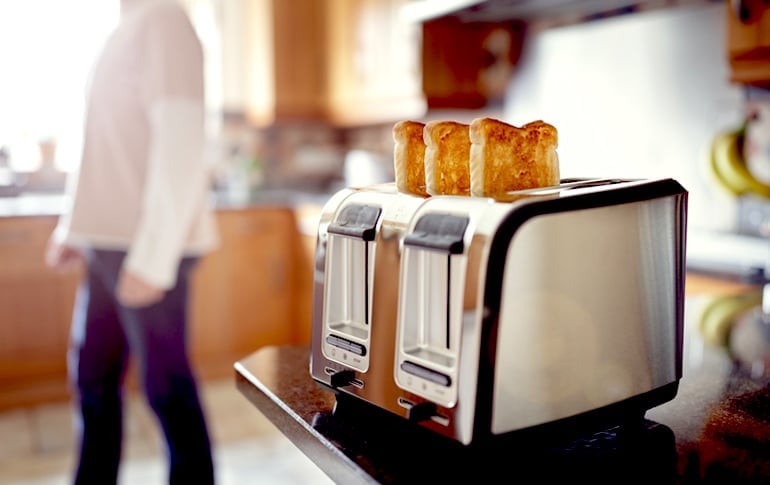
504;3;743;233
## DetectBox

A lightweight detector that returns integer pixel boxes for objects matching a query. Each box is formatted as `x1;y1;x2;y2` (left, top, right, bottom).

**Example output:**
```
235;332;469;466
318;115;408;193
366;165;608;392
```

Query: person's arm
118;100;210;306
117;4;210;307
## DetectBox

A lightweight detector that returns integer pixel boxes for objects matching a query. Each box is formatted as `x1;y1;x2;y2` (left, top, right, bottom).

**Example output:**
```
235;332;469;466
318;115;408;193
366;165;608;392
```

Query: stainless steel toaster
309;178;688;445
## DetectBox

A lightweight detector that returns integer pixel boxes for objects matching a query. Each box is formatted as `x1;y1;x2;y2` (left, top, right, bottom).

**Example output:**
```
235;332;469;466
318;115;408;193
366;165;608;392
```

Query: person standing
45;0;219;483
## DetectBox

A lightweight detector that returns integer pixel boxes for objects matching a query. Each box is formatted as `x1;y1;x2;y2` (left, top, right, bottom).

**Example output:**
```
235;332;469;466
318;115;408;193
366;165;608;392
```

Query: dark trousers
69;249;214;485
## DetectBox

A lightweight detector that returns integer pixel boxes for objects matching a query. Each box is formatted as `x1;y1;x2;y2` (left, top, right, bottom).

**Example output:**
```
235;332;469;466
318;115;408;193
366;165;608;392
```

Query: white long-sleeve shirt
55;0;219;289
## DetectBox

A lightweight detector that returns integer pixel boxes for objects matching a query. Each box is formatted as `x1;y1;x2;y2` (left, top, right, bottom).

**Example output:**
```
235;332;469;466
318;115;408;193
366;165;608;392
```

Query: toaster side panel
490;195;682;434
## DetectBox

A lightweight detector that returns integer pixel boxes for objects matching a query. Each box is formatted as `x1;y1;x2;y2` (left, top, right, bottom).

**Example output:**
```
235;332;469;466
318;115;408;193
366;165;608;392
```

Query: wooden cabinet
726;0;770;86
189;206;312;378
0;207;314;410
0;216;81;410
319;0;427;125
421;16;524;109
219;0;426;126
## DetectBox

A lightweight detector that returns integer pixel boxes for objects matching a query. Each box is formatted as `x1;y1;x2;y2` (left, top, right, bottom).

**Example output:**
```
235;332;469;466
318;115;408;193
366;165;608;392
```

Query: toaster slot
321;204;381;373
401;249;456;362
324;234;371;338
396;213;468;407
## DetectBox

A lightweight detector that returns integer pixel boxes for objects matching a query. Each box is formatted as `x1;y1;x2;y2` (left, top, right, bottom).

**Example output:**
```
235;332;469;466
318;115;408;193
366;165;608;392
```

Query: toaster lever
330;370;357;389
404;214;469;254
327;204;381;241
407;402;437;423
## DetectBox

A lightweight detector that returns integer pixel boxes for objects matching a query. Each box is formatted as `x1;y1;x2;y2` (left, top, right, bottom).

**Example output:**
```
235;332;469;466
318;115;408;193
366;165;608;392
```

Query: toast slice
424;120;471;196
469;117;559;198
393;120;428;196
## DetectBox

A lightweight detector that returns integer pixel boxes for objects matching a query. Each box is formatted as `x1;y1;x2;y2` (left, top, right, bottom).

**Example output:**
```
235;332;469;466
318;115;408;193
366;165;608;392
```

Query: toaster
309;177;687;445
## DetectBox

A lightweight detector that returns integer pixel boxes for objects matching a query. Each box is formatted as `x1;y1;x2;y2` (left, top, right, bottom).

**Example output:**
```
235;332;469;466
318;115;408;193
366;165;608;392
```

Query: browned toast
424;120;471;196
393;120;428;196
469;117;559;198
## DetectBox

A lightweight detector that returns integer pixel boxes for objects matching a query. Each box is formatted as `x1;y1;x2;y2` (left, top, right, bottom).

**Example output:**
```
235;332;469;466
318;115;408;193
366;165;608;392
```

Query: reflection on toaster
309;177;688;445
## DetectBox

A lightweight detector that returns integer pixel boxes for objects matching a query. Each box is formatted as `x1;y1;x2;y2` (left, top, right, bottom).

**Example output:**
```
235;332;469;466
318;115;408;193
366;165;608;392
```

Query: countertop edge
233;352;376;485
0;190;332;219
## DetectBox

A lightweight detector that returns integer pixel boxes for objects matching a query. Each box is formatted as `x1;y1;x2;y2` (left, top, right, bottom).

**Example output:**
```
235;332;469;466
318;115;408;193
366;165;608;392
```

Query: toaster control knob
407;402;438;423
329;370;356;389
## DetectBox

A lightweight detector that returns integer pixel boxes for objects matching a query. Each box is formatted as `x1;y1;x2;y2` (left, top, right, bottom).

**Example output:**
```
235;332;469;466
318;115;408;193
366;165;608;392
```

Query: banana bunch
710;121;770;198
698;290;762;348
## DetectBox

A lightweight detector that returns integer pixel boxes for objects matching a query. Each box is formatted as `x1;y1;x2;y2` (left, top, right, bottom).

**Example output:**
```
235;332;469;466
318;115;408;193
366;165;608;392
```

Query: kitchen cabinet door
0;216;81;410
0;207;311;407
322;0;427;125
219;0;426;126
421;16;523;109
726;0;770;86
0;207;312;409
189;207;304;377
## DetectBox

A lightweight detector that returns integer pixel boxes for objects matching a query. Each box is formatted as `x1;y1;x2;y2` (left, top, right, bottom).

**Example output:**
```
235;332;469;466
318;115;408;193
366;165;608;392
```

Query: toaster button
404;214;469;254
326;334;367;356
400;360;451;387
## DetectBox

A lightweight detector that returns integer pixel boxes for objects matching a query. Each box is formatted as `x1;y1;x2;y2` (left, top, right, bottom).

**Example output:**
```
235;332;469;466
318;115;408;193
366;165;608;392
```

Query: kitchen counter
235;290;770;484
0;189;331;218
0;193;69;218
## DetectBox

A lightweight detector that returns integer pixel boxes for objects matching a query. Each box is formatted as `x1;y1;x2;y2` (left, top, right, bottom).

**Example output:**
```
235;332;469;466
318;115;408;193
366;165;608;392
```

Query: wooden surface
190;206;310;380
0;207;314;410
725;0;770;86
0;216;80;409
238;0;426;126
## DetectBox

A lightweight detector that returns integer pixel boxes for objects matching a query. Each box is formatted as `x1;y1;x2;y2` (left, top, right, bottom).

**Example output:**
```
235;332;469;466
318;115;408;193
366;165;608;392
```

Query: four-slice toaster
309;178;688;445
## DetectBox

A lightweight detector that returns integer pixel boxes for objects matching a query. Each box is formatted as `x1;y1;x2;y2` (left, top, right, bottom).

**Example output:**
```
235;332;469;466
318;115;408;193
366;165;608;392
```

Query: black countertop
235;295;770;484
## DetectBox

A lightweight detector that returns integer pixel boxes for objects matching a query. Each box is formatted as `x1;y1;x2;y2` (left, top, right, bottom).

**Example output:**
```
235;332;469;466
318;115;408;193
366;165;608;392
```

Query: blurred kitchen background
2;0;767;253
1;0;769;483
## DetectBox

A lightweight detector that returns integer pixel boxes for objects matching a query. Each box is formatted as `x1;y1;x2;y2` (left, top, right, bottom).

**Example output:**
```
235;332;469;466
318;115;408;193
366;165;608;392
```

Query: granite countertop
0;189;332;219
235;293;770;484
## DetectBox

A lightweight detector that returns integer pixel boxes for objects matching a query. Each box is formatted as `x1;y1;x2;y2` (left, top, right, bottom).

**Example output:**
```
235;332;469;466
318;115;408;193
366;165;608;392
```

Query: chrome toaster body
310;178;688;445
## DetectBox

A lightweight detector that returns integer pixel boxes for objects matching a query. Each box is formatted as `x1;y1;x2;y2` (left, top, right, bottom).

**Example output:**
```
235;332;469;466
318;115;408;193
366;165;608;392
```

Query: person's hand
45;237;82;272
116;269;165;308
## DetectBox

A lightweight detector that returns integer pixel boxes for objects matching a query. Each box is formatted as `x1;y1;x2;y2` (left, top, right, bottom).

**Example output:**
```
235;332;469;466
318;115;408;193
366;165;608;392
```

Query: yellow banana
710;124;770;198
710;131;743;196
697;291;762;347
